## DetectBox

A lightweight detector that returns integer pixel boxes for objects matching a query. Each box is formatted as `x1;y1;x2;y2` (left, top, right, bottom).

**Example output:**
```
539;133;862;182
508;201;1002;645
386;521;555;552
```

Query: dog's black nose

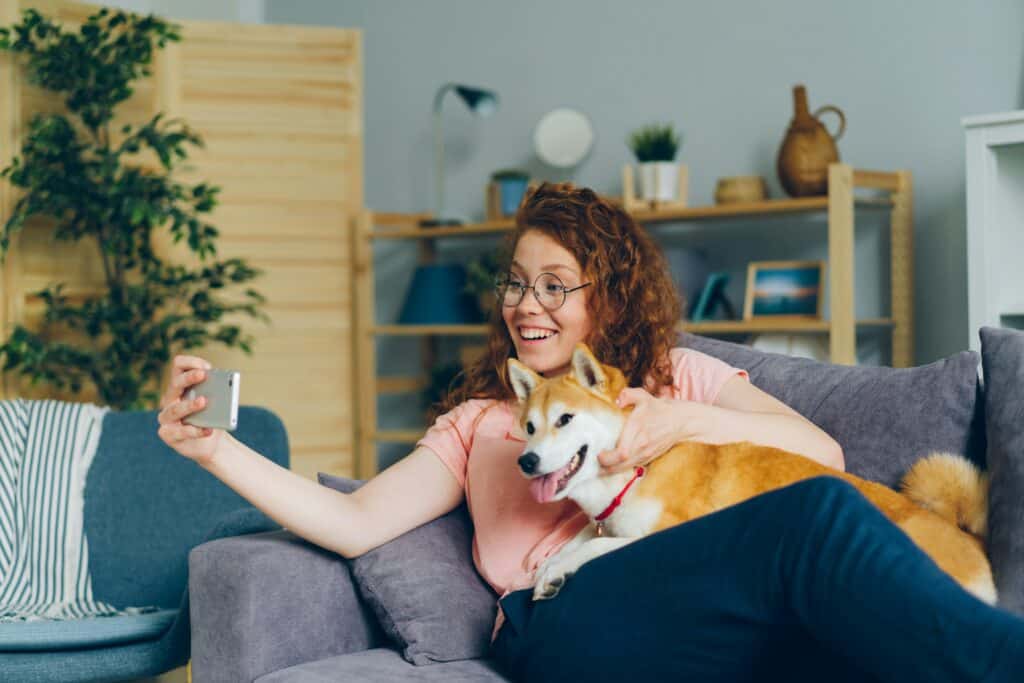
518;452;540;475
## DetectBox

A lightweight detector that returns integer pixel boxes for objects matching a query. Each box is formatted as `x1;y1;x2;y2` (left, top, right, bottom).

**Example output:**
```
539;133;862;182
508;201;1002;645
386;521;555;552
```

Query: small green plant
628;123;682;162
464;247;508;318
0;8;267;409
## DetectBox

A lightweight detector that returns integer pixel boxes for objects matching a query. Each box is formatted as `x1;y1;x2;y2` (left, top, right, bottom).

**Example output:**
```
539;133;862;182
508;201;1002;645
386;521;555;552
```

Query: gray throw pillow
680;333;985;488
980;326;1024;615
316;473;498;665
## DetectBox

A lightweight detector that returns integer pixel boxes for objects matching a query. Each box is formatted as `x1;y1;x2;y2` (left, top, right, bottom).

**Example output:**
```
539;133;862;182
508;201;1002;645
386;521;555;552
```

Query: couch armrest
189;529;383;683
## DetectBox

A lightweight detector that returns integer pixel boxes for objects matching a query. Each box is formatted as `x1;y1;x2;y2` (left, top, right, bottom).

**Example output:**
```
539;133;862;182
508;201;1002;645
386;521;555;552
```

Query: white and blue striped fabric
0;399;155;621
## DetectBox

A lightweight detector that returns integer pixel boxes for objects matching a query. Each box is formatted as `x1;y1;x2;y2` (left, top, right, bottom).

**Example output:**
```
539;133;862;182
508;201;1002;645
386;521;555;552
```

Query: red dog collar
594;466;645;535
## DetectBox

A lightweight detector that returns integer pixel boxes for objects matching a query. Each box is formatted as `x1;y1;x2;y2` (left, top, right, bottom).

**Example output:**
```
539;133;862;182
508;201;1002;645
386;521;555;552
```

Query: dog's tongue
528;458;576;503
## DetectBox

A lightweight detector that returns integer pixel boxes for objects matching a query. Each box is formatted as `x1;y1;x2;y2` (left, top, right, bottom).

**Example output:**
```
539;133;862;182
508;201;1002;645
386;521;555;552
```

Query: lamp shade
454;85;498;116
398;264;481;324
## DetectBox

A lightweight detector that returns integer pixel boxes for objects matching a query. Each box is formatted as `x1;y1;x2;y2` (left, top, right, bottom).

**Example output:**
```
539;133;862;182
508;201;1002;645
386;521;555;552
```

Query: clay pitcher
776;85;846;197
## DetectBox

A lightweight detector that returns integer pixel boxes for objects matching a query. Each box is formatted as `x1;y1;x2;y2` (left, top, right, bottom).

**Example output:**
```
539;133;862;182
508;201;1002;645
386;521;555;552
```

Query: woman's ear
507;359;542;403
571;343;607;392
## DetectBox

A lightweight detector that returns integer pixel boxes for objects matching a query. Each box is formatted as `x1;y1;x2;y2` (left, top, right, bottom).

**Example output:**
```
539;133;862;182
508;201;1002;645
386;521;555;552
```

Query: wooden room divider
0;0;363;479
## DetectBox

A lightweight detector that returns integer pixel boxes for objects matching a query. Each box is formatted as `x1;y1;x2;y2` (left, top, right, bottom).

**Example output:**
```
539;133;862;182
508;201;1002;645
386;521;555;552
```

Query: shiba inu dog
508;344;995;604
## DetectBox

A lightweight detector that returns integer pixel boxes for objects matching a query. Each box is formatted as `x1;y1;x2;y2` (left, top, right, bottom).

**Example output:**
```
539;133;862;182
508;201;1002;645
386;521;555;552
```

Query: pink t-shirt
416;347;748;641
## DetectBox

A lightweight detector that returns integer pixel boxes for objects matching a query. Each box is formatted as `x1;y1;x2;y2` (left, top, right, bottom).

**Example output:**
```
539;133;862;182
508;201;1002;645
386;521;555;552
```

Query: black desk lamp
422;83;499;227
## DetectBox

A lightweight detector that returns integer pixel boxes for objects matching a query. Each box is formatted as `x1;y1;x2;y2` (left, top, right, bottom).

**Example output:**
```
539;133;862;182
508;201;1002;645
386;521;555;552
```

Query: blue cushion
0;609;178;652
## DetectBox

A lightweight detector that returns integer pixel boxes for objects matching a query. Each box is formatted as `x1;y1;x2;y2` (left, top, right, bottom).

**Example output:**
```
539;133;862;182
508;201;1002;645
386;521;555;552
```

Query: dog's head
507;343;628;503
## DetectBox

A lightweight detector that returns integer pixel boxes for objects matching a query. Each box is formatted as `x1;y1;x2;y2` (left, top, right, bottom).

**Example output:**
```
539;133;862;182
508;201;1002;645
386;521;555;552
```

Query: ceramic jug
776;85;846;197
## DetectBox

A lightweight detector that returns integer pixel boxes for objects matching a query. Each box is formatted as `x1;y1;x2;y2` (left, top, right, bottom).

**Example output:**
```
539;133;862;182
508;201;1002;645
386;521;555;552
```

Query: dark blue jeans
490;477;1023;682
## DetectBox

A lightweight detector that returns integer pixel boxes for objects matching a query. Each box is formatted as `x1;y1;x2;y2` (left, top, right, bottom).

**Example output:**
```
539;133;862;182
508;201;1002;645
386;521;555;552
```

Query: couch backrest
680;333;986;487
85;405;289;608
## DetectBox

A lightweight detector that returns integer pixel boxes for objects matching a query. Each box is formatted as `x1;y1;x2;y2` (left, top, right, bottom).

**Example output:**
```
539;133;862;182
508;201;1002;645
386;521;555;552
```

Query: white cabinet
964;110;1024;350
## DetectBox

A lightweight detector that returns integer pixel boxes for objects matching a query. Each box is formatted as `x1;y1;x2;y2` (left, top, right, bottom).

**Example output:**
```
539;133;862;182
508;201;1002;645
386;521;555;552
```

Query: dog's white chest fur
573;478;663;536
603;497;663;536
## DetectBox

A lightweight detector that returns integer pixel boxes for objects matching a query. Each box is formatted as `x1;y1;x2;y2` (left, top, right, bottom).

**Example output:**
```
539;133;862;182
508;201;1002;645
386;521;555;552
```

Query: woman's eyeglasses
495;272;592;311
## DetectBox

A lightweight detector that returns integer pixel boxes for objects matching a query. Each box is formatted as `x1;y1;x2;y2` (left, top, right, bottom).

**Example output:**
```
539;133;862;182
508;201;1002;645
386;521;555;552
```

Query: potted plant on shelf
627;123;682;201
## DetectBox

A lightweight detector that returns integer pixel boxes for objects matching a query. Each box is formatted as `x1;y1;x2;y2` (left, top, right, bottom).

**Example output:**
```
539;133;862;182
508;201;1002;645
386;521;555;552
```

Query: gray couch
188;328;1024;682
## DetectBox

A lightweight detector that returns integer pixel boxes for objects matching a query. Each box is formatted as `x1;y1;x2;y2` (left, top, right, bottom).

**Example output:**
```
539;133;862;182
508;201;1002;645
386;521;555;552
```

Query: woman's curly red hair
439;181;681;415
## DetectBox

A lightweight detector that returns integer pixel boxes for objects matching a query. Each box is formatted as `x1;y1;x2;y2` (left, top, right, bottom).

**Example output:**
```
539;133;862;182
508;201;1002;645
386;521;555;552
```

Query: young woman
158;183;1023;682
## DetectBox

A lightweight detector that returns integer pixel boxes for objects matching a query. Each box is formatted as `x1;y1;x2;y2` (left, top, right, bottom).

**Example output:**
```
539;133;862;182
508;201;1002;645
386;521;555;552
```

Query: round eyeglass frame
495;272;592;311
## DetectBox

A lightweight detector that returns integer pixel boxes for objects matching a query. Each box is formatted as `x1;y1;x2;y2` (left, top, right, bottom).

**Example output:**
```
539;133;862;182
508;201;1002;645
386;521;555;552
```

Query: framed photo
744;260;825;320
688;272;735;322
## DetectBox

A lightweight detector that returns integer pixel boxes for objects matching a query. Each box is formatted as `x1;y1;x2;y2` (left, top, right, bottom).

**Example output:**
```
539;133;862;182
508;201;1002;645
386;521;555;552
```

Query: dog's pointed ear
507;358;541;403
571;343;608;392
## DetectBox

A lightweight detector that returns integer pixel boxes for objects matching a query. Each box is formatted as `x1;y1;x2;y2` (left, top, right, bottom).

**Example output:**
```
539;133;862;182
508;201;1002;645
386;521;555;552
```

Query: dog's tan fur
509;344;995;603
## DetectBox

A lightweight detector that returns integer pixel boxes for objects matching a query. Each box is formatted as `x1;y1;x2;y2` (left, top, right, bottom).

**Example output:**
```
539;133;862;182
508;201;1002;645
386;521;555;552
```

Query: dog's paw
532;564;574;601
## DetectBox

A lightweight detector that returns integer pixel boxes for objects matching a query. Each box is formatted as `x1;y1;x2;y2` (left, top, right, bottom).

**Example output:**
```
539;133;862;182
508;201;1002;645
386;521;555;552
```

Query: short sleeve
667;347;749;404
415;399;489;488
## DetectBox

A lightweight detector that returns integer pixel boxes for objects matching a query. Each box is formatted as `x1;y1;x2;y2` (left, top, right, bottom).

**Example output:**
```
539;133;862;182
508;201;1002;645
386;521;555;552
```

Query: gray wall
107;0;263;23
268;0;1024;367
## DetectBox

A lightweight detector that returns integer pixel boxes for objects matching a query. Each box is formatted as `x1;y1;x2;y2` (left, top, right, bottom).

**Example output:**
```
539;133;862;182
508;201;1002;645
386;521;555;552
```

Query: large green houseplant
0;8;267;409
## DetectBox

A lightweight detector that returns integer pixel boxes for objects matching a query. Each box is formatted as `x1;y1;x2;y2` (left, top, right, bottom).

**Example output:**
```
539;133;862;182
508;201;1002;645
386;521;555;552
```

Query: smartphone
184;369;240;431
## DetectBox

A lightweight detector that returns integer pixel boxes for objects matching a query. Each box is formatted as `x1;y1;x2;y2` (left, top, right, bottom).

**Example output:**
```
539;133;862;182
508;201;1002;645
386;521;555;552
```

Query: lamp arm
432;83;457;220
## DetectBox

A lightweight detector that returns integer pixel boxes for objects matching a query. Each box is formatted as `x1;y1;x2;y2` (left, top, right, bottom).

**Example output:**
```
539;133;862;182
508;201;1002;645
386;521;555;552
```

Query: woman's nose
516;288;544;314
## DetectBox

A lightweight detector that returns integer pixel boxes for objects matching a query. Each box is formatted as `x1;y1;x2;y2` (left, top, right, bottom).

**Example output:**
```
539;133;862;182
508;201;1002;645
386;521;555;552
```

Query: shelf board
371;318;895;337
377;375;427;393
370;219;514;240
368;197;893;240
373;324;489;336
631;197;892;225
372;429;424;444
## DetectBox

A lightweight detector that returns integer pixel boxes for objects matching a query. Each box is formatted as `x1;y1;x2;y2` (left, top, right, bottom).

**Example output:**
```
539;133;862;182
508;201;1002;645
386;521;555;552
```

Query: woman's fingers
173;355;212;372
158;396;205;425
159;360;209;408
616;387;652;408
598;447;629;470
159;422;210;442
174;368;206;392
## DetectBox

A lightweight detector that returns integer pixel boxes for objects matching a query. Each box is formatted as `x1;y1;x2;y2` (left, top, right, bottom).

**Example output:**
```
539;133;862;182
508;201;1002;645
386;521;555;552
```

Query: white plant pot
638;162;678;201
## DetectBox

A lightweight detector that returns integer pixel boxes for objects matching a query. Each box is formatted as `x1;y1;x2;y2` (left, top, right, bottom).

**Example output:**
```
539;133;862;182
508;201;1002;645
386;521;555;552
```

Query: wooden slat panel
891;171;914;367
174;17;361;479
828;163;856;365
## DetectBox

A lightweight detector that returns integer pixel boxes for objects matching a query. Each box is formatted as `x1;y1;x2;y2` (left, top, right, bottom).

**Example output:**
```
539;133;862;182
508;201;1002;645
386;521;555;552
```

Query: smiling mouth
555;444;588;494
528;444;589;503
518;326;558;342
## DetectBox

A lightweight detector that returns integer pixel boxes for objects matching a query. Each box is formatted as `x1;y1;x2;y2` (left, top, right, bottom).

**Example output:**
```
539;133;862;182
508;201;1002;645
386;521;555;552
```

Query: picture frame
744;260;825;320
688;272;735;322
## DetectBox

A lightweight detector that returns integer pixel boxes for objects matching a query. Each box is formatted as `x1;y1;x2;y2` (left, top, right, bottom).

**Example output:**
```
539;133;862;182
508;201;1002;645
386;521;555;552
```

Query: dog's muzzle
519;452;540;475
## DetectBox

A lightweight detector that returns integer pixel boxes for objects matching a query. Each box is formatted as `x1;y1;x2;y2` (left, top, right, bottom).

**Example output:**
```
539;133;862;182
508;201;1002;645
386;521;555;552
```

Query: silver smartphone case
184;369;240;431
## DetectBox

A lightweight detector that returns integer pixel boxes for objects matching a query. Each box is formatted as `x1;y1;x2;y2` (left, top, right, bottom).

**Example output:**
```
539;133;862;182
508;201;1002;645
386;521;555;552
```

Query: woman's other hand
157;354;225;467
597;388;712;474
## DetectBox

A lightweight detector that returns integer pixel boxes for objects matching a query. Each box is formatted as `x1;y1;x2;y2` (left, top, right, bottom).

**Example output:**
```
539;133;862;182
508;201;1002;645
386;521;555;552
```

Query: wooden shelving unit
351;163;914;477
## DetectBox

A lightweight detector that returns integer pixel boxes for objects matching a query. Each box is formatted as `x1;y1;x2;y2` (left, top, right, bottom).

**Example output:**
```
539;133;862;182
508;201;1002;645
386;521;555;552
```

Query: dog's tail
900;452;989;540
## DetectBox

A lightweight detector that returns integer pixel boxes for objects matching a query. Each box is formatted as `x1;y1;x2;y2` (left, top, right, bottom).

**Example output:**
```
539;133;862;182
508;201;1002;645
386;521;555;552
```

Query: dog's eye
526;421;535;435
555;413;574;428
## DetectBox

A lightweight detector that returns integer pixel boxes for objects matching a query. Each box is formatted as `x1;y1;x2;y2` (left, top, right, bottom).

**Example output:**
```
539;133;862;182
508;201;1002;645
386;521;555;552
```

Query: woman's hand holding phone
157;354;227;467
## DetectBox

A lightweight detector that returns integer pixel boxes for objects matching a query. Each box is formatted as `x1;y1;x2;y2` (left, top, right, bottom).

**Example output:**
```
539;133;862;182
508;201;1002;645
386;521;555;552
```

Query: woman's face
501;230;592;376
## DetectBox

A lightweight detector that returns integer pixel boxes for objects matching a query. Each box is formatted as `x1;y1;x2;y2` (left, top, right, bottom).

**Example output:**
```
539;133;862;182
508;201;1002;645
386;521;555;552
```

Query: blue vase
498;178;529;216
398;265;481;324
